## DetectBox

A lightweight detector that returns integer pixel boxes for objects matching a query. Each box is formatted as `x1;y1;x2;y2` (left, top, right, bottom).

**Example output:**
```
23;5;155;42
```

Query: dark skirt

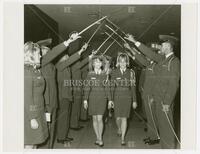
113;90;132;118
88;92;107;116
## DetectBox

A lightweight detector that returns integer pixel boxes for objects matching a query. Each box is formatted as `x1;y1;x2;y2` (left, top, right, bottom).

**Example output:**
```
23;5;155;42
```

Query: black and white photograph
1;0;199;153
23;4;181;149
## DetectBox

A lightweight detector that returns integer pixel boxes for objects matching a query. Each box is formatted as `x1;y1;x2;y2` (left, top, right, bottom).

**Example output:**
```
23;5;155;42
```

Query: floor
52;111;162;149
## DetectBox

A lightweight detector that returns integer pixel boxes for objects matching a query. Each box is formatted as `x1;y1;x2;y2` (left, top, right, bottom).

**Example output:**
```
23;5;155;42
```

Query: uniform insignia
116;77;121;80
91;77;96;79
37;76;41;79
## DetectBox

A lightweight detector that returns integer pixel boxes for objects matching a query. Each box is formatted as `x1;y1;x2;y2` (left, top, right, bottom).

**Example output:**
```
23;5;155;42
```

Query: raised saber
105;32;136;57
102;40;115;55
160;101;181;145
105;24;127;43
106;18;127;36
96;31;115;52
87;21;104;44
105;32;123;48
78;16;107;35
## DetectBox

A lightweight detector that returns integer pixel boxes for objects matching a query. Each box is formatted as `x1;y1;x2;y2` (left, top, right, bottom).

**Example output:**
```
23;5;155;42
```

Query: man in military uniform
125;34;180;148
55;43;88;143
41;46;58;149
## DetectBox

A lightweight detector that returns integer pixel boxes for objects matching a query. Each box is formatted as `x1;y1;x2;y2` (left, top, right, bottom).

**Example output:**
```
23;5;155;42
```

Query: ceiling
36;5;181;44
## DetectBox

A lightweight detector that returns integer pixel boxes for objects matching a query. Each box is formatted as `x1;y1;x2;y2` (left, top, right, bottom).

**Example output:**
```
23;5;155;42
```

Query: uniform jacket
71;57;89;96
41;63;58;112
56;53;80;101
24;65;48;144
83;71;112;101
153;54;180;105
137;42;164;63
110;68;136;102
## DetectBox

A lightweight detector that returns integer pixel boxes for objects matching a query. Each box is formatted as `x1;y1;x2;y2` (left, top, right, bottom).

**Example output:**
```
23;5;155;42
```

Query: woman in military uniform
83;55;113;147
24;42;49;149
110;53;137;145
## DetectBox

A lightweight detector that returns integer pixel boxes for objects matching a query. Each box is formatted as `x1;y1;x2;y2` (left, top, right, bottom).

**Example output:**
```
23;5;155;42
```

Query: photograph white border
1;0;199;153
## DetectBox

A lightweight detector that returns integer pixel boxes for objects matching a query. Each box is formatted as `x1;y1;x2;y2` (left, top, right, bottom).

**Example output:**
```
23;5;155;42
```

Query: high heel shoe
94;140;99;145
121;140;126;146
98;141;104;147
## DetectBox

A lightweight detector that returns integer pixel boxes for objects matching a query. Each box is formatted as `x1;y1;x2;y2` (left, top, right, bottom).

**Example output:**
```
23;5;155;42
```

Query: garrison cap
36;38;52;46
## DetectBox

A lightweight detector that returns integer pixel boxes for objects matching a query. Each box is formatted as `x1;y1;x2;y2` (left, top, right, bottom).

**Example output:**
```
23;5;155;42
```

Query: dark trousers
154;101;175;149
38;109;57;149
47;109;57;148
70;95;82;128
56;98;72;140
143;94;159;140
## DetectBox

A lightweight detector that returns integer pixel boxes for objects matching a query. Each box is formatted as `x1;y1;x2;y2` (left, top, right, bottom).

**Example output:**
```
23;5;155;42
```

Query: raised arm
124;34;164;63
124;43;150;67
55;52;80;71
55;43;88;71
42;32;81;66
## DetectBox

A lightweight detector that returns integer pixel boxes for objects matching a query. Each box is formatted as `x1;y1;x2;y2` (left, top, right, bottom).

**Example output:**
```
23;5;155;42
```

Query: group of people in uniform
24;28;180;149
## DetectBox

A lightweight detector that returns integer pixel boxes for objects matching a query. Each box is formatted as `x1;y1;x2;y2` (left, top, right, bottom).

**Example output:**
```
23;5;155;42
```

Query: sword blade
105;32;123;48
78;16;107;35
87;21;104;44
102;40;115;55
105;24;127;43
106;18;127;35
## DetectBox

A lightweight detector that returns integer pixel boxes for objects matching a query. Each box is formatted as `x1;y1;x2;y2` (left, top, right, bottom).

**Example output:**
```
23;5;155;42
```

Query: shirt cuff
135;41;141;47
63;41;70;47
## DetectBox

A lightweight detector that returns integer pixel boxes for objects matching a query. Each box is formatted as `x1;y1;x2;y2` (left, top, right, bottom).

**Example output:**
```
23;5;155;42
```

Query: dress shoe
65;137;73;141
57;138;73;144
143;137;151;143
57;139;65;144
146;139;160;145
79;119;90;122
70;126;84;131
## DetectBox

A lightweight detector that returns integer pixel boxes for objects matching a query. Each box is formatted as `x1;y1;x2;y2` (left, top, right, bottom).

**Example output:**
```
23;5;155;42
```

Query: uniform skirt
113;89;132;118
88;91;107;116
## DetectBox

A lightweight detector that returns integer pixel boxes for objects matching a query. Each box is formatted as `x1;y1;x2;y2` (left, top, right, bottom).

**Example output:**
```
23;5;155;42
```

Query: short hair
116;52;130;67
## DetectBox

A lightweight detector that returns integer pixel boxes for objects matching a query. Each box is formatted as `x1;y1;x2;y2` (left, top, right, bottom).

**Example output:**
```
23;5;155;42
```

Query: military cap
159;35;178;46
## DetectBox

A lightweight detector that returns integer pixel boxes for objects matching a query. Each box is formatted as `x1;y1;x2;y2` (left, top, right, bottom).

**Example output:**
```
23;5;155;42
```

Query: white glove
30;119;39;129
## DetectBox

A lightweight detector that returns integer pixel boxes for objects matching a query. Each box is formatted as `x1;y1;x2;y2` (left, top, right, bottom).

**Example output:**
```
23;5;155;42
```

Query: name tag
37;76;41;79
91;77;96;79
116;77;121;80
